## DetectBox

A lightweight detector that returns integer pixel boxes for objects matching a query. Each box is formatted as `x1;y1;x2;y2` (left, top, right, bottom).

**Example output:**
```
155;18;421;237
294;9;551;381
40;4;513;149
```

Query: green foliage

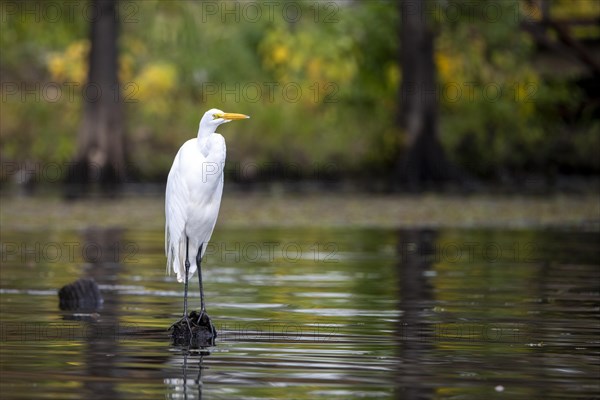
1;0;597;183
435;0;595;177
0;0;87;169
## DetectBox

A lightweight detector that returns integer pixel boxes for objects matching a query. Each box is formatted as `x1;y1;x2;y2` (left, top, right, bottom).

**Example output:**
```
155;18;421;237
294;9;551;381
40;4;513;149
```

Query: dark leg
170;237;193;334
183;237;190;317
196;244;205;313
196;244;216;336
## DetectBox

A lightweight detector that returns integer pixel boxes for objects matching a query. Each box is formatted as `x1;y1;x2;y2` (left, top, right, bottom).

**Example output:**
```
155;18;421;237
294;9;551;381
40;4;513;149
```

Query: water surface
1;227;598;399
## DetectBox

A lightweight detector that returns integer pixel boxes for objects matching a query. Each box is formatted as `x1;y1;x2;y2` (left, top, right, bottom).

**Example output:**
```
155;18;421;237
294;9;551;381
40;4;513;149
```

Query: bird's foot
169;310;216;347
196;310;217;337
169;314;193;336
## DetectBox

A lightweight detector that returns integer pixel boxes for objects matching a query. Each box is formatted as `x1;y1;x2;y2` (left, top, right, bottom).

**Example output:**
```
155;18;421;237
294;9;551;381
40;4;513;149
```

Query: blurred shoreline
1;190;598;232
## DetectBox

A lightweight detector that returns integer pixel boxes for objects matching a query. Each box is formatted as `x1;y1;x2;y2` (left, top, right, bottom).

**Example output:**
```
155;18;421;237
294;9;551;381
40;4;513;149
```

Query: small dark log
58;278;103;311
170;311;217;348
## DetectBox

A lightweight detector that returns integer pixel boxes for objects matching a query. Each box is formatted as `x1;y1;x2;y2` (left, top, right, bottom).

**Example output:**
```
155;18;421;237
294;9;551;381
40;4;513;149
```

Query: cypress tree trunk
65;0;124;198
395;0;456;190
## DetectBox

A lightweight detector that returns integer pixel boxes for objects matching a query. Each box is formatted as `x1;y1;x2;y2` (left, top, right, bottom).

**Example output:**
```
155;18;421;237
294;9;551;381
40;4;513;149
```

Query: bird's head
199;108;250;136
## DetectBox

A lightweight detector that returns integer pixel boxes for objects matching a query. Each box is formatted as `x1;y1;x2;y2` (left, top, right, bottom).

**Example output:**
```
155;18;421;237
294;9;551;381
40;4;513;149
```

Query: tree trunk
395;0;456;190
65;0;124;198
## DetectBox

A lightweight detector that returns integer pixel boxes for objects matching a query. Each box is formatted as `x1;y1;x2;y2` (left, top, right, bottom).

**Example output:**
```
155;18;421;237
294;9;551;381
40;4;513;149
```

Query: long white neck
197;123;214;141
196;122;216;157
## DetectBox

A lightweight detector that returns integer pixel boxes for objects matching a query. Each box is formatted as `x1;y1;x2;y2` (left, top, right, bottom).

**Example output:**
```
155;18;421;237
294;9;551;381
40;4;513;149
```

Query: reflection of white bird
165;108;249;329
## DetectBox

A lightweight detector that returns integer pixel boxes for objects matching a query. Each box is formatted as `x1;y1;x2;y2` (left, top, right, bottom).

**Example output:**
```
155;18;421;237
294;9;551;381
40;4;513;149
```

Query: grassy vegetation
1;193;598;231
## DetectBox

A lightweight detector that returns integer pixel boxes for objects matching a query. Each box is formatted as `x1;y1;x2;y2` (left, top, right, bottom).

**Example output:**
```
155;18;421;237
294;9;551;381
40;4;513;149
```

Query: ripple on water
0;227;598;399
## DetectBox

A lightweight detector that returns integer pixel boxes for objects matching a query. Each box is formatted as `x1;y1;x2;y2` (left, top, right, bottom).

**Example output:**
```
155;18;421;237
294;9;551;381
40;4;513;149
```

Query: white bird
165;108;249;331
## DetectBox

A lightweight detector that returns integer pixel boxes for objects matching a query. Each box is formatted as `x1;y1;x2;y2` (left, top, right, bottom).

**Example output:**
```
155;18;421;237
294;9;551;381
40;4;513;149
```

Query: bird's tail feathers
168;239;198;283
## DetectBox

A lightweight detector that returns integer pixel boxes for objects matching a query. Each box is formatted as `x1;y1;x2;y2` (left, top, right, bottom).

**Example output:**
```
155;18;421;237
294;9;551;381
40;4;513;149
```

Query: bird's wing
197;135;226;259
165;149;189;281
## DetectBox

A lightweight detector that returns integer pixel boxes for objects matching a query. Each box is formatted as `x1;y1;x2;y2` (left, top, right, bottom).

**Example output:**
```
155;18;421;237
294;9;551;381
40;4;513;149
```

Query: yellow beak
218;112;250;120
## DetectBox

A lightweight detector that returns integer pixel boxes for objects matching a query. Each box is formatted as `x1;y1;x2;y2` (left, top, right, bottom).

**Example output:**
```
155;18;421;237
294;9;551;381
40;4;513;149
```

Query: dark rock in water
170;311;217;347
58;278;103;311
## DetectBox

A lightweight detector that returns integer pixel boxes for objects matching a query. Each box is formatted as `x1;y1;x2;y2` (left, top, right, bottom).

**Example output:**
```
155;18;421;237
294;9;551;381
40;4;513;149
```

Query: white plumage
165;109;249;285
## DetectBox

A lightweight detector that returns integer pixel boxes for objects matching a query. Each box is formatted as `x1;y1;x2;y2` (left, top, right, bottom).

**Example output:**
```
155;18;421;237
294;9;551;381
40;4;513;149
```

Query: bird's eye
212;114;219;120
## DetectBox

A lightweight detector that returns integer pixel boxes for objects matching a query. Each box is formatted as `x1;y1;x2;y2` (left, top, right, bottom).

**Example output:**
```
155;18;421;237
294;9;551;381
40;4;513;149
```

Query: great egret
165;108;249;333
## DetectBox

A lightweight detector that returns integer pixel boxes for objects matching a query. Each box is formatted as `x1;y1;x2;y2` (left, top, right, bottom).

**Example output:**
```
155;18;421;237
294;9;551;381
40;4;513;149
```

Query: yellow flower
272;45;289;64
436;52;453;81
46;40;89;83
119;54;135;83
134;62;178;115
48;54;66;80
386;63;400;89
